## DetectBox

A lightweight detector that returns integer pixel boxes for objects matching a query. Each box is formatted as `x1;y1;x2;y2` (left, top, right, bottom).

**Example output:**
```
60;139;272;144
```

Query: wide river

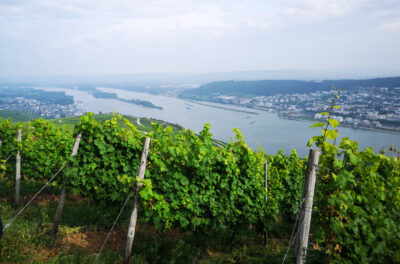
40;87;400;157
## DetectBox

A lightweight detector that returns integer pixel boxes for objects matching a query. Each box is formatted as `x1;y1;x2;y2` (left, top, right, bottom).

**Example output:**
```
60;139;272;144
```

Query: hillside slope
179;76;400;97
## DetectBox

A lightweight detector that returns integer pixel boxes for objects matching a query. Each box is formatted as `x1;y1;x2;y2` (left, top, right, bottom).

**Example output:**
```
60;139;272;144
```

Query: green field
0;111;225;148
0;111;182;133
48;114;226;147
0;110;39;122
48;114;182;133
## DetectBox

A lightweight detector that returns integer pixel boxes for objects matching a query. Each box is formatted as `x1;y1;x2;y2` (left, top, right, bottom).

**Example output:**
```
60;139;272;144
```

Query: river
38;87;400;157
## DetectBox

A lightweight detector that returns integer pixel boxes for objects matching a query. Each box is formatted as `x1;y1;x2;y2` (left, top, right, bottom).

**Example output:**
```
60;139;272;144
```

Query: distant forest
0;88;74;105
179;76;400;97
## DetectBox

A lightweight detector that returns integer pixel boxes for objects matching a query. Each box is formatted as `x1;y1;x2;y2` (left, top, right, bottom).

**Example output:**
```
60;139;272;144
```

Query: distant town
0;97;83;119
0;86;83;119
183;86;400;132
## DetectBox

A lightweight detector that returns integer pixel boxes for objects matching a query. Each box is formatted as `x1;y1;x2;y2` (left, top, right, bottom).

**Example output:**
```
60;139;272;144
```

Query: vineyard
0;112;399;264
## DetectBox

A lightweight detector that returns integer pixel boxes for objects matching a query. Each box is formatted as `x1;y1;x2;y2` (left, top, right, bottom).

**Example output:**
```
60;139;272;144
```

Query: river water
38;87;400;157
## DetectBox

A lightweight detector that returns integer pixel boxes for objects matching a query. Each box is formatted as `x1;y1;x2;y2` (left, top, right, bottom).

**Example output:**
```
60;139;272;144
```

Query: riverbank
180;97;400;134
278;114;400;135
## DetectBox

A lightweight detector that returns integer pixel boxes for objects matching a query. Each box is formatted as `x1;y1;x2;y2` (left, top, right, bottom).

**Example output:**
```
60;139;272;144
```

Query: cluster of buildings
0;97;83;119
214;87;400;132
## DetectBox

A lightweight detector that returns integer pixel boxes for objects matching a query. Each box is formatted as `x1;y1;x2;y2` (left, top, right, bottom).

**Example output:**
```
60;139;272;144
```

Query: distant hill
179;76;400;97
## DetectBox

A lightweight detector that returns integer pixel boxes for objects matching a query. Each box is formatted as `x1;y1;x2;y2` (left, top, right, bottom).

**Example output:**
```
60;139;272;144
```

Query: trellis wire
281;198;305;264
93;192;132;264
0;153;14;168
3;161;68;231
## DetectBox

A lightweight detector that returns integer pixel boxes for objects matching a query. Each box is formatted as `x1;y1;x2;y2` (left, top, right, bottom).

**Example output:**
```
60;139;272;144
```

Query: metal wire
281;198;305;264
0;153;14;168
3;162;68;231
93;192;132;264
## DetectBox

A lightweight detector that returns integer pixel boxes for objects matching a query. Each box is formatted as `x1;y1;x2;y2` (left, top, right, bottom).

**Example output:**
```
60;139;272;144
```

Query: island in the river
90;90;163;110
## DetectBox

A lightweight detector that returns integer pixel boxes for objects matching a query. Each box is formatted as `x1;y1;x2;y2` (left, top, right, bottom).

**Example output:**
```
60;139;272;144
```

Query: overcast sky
1;0;400;77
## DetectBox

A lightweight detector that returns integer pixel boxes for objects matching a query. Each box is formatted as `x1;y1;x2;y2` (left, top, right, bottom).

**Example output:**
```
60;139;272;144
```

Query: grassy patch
0;110;39;122
47;113;224;146
47;114;180;133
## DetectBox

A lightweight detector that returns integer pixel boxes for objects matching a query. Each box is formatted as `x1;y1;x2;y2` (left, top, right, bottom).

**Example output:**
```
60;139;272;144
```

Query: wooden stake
51;133;81;237
293;149;320;264
264;161;268;246
124;137;150;263
15;129;21;208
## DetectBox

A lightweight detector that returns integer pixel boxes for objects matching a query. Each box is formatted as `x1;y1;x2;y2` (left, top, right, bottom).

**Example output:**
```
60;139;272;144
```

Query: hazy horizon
2;68;400;86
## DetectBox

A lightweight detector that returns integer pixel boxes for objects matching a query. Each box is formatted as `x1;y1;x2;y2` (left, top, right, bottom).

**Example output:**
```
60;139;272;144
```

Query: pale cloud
0;0;400;76
0;0;368;40
378;20;400;31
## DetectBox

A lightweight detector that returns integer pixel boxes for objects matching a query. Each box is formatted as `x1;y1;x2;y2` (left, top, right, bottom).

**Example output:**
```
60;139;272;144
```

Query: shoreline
183;98;400;135
279;115;400;135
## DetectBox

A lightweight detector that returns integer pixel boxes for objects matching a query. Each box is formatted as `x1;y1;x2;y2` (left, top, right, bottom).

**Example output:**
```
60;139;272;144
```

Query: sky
1;0;400;77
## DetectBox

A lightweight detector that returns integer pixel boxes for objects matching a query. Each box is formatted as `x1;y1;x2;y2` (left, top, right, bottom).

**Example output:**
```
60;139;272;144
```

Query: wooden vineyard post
264;161;268;246
293;149;320;264
15;129;21;208
51;133;81;237
124;137;151;263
